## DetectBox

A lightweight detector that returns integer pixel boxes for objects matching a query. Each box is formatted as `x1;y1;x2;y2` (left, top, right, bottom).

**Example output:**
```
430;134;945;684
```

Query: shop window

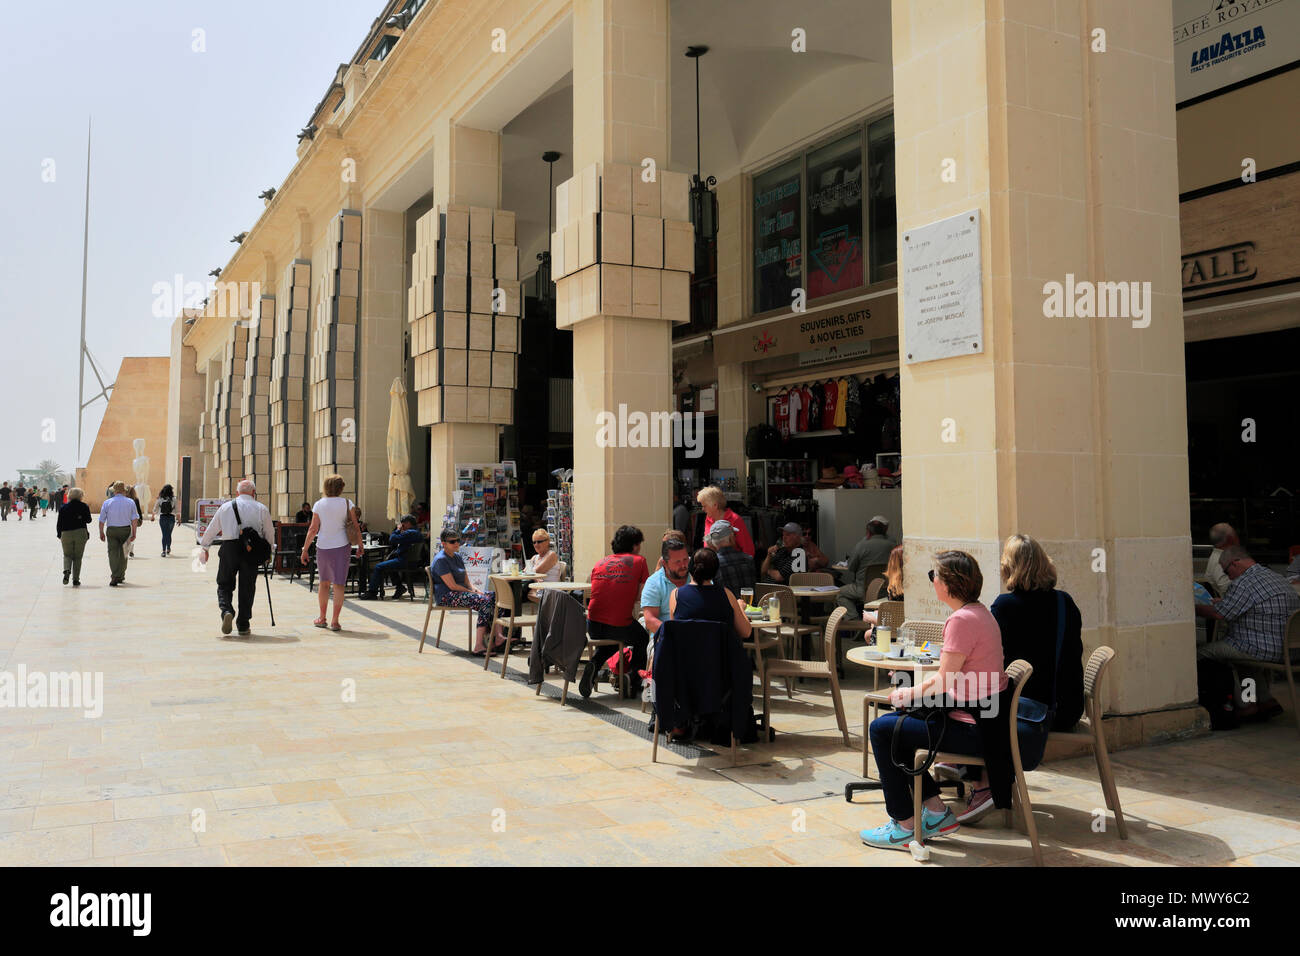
750;113;895;315
752;159;802;314
806;131;864;300
867;115;897;282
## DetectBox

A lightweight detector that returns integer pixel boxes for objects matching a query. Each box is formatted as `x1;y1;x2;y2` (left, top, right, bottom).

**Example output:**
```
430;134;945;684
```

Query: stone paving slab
1;516;1297;866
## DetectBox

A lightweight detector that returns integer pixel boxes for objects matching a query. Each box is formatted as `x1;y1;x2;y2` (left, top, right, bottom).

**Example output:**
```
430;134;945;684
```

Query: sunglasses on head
928;569;936;583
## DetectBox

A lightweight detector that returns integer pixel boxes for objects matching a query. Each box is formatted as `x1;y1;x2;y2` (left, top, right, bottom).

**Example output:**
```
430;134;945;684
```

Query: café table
490;572;544;612
528;580;592;606
788;585;842;657
843;644;940;801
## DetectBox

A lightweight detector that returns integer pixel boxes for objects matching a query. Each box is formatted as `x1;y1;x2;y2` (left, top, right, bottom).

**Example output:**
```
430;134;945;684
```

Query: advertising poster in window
1173;0;1300;103
807;133;863;299
753;159;802;313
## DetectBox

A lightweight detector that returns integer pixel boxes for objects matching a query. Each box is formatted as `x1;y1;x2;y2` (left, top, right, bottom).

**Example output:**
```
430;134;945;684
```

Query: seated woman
524;529;562;581
860;545;904;628
861;550;1009;850
431;530;506;655
668;548;753;641
990;534;1084;757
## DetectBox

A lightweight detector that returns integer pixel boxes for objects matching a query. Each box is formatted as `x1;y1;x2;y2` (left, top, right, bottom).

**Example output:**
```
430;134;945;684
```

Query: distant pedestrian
56;488;92;586
99;481;139;586
0;482;11;521
125;485;144;557
54;485;68;514
199;479;275;637
13;494;24;520
25;487;39;520
152;484;177;557
300;474;363;631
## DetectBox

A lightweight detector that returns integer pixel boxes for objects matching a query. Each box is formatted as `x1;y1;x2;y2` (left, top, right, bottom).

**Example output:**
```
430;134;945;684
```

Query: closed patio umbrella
386;377;416;522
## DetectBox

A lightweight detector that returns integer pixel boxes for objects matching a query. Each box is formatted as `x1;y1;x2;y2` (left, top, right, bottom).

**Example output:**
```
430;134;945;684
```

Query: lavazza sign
1173;0;1300;102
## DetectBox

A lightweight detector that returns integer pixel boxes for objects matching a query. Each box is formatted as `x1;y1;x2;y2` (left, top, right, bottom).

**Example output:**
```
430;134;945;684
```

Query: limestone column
565;0;684;577
893;0;1197;736
425;123;506;519
167;314;203;491
359;208;406;523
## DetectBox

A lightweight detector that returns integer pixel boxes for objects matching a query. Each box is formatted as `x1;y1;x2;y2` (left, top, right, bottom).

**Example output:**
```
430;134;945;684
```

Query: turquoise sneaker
920;806;960;839
860;819;915;850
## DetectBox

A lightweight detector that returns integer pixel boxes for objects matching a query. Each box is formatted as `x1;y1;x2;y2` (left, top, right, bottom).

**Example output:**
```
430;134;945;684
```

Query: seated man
838;516;894;614
642;536;690;635
760;522;805;583
1195;545;1300;721
800;525;831;572
1204;522;1239;596
582;525;651;697
707;520;756;598
360;514;426;600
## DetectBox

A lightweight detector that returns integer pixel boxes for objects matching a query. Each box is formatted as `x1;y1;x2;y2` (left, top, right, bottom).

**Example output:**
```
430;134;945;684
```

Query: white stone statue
132;438;152;515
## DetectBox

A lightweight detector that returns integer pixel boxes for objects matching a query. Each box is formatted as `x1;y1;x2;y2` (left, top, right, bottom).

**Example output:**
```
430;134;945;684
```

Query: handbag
231;501;272;565
1016;591;1066;727
344;499;363;548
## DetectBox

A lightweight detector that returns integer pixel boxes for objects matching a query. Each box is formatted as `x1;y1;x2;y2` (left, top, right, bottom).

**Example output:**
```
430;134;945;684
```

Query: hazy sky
0;1;381;482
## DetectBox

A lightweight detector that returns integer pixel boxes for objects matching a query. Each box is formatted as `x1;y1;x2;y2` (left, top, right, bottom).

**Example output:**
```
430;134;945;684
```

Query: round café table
489;572;544;611
528;580;592;606
844;645;940;801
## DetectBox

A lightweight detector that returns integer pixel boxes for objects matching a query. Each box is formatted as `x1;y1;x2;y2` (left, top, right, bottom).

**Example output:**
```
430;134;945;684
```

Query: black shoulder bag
231;501;272;565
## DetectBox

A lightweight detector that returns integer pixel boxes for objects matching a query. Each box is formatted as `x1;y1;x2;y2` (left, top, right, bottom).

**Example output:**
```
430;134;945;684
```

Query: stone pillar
426;123;505;518
167;315;203;491
201;358;222;498
565;0;680;578
893;0;1197;736
359;208;406;524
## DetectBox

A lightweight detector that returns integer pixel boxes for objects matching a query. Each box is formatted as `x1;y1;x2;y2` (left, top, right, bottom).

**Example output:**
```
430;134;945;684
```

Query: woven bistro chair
1245;610;1300;737
1046;645;1128;838
865;577;886;602
418;568;475;653
492;575;538;676
755;582;819;665
762;607;852;747
911;659;1043;866
792;571;837;629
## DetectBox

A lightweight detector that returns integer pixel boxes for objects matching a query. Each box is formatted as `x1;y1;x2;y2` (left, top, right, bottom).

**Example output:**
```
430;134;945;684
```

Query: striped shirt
1217;564;1300;663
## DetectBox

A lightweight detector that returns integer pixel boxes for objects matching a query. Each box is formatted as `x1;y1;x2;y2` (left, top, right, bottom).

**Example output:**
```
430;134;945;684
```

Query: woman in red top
583;525;651;698
696;486;754;557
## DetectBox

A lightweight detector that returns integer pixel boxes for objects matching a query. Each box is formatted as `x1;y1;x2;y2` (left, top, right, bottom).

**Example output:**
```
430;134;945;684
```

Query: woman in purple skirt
300;474;363;631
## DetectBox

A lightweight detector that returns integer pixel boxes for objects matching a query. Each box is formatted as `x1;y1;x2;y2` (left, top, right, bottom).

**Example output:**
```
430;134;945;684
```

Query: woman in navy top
669;548;753;640
431;530;505;654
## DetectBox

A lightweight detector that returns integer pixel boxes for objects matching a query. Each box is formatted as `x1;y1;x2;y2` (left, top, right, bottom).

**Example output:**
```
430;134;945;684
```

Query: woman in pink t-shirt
860;550;1008;851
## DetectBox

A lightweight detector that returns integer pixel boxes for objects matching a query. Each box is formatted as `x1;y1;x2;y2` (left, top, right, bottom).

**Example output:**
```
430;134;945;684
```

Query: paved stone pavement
1;515;1297;866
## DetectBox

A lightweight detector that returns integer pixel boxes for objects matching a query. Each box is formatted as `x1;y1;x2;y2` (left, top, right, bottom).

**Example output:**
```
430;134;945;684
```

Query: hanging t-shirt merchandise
834;378;849;427
806;383;821;430
821;380;838;430
773;390;791;438
799;385;813;432
786;387;803;435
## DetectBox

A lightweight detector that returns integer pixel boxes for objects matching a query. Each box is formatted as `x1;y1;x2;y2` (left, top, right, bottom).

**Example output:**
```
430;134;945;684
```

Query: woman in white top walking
300;474;363;630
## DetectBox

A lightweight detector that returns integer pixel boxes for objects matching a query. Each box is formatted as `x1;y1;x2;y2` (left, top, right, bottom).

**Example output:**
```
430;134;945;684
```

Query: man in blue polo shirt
641;534;690;634
98;481;140;586
360;514;428;600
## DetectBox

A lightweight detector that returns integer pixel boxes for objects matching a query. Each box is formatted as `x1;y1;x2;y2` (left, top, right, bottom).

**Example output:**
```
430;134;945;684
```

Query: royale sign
1182;242;1257;294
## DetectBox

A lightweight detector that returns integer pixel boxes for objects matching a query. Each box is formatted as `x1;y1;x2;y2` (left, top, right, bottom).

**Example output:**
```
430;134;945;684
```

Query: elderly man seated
360;514;427;600
760;522;806;583
1195;545;1300;722
707;519;756;598
1204;522;1240;596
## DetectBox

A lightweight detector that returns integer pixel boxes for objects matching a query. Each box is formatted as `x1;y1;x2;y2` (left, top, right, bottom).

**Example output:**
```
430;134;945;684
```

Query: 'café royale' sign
902;210;984;364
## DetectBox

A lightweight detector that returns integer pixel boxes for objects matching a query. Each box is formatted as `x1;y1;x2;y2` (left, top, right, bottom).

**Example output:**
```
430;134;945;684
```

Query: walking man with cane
199;479;275;636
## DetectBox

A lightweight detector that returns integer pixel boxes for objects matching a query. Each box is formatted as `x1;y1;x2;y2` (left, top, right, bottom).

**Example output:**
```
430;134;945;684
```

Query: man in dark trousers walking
198;479;275;636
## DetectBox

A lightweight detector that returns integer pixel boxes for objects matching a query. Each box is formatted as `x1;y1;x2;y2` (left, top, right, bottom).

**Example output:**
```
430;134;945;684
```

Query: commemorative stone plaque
902;209;983;364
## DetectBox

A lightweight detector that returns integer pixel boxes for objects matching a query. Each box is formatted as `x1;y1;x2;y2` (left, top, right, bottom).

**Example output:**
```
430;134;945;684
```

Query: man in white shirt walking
99;481;140;586
199;479;276;636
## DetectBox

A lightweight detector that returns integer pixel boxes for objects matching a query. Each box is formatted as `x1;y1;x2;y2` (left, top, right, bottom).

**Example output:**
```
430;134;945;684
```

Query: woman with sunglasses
860;550;1008;851
524;529;561;581
431;530;507;655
